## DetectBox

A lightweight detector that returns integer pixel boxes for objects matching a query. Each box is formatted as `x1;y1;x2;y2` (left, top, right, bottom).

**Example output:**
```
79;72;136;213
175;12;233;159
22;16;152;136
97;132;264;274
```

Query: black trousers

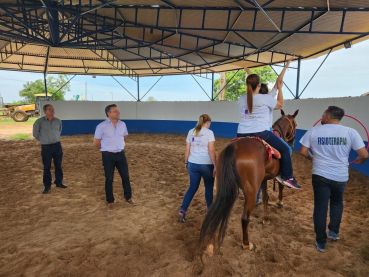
312;174;346;245
41;142;63;187
102;150;132;203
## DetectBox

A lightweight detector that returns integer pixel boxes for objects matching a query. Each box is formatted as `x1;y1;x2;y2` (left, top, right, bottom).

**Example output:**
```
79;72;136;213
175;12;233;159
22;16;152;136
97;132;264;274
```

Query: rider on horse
236;59;301;189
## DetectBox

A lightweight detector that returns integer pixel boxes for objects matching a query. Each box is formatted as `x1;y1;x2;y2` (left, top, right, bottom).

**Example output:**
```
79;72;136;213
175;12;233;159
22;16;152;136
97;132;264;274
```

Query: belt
102;150;123;155
42;142;60;146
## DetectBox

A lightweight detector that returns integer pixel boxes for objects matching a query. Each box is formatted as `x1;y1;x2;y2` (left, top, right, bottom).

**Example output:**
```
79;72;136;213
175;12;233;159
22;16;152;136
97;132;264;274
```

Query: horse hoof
242;242;254;250
205;244;214;257
263;220;271;225
276;200;284;208
201;252;211;265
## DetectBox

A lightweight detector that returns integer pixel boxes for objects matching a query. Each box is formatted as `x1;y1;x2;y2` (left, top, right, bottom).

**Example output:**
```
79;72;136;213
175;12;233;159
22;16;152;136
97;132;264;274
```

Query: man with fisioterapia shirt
300;106;368;252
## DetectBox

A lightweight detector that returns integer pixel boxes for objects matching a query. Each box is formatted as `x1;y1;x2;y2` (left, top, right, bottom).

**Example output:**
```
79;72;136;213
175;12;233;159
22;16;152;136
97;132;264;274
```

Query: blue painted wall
61;119;240;138
62;119;368;177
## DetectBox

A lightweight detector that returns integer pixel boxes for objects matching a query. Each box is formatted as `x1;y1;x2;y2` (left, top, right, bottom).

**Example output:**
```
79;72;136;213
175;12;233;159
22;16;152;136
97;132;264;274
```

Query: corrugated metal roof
0;0;368;76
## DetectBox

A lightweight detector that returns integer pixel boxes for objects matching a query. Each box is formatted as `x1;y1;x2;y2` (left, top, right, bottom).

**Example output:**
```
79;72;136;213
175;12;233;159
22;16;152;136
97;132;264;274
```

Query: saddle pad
229;137;281;160
273;130;281;137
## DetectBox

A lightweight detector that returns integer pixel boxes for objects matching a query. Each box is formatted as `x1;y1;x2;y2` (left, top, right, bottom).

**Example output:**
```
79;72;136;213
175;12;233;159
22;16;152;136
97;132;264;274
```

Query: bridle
273;116;297;144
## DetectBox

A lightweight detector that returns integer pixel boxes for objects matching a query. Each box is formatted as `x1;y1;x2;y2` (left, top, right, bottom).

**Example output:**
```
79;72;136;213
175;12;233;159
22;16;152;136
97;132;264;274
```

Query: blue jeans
237;130;293;179
102;150;132;203
256;187;262;203
41;142;63;187
312;174;347;245
180;162;214;212
270;127;293;156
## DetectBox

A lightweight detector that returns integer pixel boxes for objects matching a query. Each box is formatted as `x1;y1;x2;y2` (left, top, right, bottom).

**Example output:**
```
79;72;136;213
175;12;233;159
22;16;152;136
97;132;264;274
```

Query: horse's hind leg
261;180;270;225
277;181;284;207
204;235;215;256
241;190;256;250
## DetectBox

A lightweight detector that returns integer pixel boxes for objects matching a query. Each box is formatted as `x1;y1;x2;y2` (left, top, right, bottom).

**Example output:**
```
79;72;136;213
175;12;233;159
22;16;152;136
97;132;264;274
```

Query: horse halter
274;116;297;143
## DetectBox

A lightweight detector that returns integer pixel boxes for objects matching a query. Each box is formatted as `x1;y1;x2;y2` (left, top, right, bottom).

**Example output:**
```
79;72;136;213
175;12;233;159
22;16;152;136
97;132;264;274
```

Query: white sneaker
255;199;263;207
275;174;283;183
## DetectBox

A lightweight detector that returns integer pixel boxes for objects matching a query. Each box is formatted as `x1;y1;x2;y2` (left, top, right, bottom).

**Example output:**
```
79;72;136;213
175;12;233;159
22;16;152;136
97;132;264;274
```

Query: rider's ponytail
246;74;260;114
194;114;211;137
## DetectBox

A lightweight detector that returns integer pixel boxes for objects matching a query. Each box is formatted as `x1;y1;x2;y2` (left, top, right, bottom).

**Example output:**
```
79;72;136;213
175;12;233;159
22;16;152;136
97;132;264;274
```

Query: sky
0;40;368;103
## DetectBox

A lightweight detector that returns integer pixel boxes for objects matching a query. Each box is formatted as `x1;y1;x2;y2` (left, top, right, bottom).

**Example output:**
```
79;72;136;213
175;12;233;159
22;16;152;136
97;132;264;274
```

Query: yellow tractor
4;94;49;122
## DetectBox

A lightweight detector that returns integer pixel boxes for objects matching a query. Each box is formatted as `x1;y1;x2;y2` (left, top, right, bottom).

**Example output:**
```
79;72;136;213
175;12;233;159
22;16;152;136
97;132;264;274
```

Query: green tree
19;75;71;103
146;96;157;102
9;100;27;105
213;66;277;101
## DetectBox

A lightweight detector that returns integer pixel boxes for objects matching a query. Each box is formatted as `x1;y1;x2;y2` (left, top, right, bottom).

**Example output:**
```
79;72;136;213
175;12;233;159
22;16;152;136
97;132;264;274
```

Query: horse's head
273;109;299;145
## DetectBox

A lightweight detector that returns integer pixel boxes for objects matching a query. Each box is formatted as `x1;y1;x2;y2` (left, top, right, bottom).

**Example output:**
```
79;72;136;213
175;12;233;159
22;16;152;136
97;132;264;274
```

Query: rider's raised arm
273;56;295;90
242;62;252;75
274;80;284;110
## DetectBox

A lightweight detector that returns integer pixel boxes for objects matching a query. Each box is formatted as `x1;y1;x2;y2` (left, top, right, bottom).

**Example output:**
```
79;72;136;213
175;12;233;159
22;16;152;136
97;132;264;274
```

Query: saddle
229;137;281;160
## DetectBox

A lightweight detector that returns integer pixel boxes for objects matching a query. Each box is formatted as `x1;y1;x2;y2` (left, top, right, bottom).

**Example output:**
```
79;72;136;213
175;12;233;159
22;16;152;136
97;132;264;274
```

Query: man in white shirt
300;106;368;252
93;104;136;211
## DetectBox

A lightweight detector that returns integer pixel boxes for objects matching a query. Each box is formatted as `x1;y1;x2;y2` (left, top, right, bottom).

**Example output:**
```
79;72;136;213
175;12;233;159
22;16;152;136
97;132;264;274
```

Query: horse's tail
198;142;241;249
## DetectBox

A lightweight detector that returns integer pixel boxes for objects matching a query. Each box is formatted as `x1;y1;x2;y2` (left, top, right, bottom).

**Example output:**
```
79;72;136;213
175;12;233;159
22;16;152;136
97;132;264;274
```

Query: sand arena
0;130;368;277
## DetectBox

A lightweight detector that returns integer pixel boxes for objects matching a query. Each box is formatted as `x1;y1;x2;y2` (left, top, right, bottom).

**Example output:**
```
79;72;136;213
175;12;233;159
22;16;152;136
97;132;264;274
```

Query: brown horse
272;109;298;207
198;109;298;256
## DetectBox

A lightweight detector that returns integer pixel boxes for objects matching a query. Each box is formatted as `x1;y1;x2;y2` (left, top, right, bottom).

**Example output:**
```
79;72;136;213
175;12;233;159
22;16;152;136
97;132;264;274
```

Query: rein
273;116;296;143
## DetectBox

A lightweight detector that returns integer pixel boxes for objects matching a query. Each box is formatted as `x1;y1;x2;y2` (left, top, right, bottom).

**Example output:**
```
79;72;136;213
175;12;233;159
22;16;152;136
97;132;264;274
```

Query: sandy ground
0;130;368;277
0;123;33;139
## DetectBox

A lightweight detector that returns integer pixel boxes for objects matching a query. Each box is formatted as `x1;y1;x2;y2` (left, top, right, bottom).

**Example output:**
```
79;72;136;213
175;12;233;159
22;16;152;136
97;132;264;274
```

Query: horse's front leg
242;191;256;250
277;181;284;207
261;180;270;225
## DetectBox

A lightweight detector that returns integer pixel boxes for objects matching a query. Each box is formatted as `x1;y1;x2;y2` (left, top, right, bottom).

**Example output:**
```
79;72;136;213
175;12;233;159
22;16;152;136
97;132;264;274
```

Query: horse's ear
281;109;285;116
292;109;299;118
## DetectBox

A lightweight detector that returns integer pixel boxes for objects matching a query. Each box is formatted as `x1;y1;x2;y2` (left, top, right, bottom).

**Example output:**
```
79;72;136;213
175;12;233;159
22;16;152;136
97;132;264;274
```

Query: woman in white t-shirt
237;70;301;189
178;114;216;223
244;62;294;202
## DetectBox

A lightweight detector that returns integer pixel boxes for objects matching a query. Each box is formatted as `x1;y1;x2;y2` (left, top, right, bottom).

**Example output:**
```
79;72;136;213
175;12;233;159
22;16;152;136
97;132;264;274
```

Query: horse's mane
273;116;285;126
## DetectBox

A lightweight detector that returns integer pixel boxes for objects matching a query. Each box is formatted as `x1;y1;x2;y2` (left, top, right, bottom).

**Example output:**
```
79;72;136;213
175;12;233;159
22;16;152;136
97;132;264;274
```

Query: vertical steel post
211;72;214;101
44;46;50;99
295;57;301;99
137;76;140;101
44;75;48;99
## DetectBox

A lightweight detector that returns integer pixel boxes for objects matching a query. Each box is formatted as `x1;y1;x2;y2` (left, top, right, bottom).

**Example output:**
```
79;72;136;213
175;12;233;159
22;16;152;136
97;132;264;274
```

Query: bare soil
0;124;33;139
0;131;368;277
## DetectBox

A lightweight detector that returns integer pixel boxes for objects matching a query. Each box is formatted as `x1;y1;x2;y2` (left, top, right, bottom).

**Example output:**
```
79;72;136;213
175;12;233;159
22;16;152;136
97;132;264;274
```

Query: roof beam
263;11;329;54
49;6;369;37
68;16;216;74
115;21;368;35
40;0;60;45
0;41;27;64
252;0;281;32
90;47;139;80
0;6;49;43
60;13;296;60
262;0;276;8
2;4;369;12
234;0;245;10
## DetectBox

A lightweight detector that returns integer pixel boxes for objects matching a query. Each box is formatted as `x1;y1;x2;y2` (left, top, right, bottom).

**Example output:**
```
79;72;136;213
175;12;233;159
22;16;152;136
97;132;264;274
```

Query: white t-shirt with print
237;93;277;134
186;127;215;165
300;124;365;182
